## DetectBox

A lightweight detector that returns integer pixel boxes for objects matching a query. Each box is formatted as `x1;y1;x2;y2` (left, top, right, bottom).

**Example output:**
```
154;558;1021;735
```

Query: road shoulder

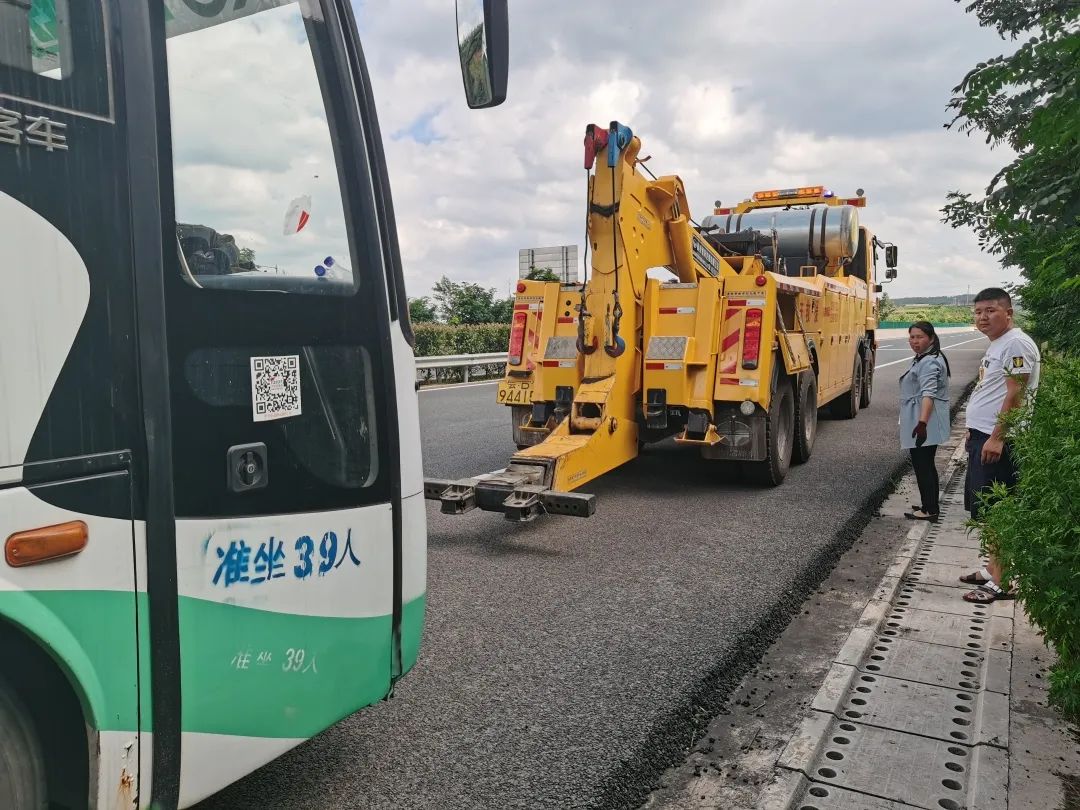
639;422;969;810
643;408;1080;810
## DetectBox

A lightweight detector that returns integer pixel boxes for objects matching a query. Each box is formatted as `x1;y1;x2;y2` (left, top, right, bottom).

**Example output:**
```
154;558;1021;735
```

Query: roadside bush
893;305;973;325
978;356;1080;721
413;322;510;385
413;323;509;356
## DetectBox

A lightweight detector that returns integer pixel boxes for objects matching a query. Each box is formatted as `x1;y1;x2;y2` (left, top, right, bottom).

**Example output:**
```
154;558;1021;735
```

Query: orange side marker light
5;521;88;567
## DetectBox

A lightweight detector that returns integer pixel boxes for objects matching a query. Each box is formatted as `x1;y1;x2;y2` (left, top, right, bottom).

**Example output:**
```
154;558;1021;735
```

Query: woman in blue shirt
899;321;951;520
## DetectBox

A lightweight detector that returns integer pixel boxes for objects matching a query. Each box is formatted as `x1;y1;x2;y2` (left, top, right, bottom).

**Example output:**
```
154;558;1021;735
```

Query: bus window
0;0;109;118
166;1;359;295
0;0;71;79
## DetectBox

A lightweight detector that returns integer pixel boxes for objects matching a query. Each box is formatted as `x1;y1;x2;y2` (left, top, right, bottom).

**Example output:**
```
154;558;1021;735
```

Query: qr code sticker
250;355;302;422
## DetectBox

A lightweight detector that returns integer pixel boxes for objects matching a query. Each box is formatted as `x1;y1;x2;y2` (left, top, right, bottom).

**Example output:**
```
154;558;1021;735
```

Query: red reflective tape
717;377;740;385
513;303;530;311
718;360;737;374
721;331;741;351
727;299;747;307
557;316;575;324
645;362;666;370
542;360;561;367
659;307;677;314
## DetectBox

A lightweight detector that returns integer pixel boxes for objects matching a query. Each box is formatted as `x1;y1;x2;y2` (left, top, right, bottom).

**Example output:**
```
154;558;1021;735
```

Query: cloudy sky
164;1;1019;300
350;0;1020;302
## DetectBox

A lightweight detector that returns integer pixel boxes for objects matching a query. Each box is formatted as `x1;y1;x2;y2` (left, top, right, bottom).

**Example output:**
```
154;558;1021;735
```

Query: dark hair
974;287;1012;306
909;320;951;377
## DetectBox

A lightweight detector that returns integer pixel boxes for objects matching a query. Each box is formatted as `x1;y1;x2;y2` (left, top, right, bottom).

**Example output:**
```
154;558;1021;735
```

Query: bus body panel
0;190;91;482
0;482;140;809
1;1;428;805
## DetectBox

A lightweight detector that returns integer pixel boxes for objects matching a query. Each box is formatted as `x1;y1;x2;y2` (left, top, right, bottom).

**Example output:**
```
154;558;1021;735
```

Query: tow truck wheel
860;347;874;408
831;353;862;420
0;673;46;810
792;371;818;464
747;373;794;486
511;405;531;450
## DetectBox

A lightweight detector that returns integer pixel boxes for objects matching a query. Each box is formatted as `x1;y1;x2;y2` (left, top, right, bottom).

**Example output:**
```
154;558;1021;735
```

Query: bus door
0;3;143;807
158;2;398;803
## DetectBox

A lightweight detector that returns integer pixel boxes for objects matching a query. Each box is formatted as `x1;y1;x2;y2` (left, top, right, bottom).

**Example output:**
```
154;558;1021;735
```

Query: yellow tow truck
425;121;898;520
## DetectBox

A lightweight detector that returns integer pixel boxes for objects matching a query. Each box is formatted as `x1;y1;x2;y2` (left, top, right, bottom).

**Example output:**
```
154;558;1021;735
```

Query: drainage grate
874;605;1008;651
905;561;985;589
789;779;904;809
781;714;1007;809
922;544;987;567
818;665;1007;746
851;635;1010;694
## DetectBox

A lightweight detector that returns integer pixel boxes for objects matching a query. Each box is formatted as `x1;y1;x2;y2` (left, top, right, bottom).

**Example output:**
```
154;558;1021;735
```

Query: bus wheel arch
0;618;92;809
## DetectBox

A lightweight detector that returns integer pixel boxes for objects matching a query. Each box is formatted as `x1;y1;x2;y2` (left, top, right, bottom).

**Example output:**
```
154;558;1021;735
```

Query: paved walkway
759;441;1080;809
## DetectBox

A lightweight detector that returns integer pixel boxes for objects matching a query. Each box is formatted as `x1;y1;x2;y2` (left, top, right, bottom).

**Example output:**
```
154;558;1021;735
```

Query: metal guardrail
415;352;507;383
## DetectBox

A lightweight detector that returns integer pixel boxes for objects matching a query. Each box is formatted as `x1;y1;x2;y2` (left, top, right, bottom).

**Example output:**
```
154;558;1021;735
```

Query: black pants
964;429;1017;520
910;444;940;515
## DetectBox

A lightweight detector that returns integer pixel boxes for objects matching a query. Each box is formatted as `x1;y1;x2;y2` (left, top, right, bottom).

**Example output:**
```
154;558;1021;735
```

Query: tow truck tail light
508;311;527;366
742;308;763;369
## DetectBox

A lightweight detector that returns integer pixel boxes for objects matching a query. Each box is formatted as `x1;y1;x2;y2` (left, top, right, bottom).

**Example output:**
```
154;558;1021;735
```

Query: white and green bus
0;1;506;807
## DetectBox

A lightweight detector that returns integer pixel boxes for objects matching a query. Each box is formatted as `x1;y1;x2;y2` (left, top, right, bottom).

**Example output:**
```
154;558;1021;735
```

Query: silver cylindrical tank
700;205;859;262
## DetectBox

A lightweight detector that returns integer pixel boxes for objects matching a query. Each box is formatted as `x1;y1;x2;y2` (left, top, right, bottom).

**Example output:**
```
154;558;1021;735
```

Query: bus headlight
739;400;755;416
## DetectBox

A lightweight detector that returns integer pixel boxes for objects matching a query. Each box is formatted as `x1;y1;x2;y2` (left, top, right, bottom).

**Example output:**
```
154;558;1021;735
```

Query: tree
942;0;1080;351
945;0;1080;722
489;297;514;323
431;276;513;324
525;266;560;282
877;291;898;321
408;297;438;323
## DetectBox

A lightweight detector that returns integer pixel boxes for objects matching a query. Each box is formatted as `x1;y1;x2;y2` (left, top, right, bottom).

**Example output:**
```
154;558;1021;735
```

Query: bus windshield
166;0;359;294
9;0;355;293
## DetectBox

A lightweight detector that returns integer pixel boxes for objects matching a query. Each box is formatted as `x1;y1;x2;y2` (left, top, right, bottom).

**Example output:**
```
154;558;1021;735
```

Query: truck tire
0;674;47;810
831;353;862;420
792;371;818;464
511;405;531;450
747;373;794;486
860;346;874;409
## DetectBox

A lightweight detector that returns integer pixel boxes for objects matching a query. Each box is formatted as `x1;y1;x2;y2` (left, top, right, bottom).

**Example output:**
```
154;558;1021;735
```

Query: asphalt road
199;331;987;810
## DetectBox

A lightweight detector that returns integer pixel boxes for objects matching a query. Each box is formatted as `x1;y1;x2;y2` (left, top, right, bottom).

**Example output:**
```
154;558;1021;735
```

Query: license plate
497;382;533;405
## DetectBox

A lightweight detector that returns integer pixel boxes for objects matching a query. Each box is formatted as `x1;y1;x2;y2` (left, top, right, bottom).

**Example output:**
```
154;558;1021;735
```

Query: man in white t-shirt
960;288;1040;604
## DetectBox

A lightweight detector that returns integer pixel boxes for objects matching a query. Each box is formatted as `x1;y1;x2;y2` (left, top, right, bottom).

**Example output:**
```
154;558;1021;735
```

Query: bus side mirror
874;284;883;293
456;0;509;109
886;267;897;280
885;245;898;269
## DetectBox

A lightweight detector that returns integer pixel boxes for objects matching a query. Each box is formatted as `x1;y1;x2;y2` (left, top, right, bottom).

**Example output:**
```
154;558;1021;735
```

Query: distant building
518;245;578;284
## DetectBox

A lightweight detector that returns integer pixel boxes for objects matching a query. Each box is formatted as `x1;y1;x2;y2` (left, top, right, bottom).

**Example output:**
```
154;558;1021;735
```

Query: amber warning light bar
752;186;832;201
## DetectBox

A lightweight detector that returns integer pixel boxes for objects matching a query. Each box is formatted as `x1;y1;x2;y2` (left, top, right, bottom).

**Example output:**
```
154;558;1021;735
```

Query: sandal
959;568;991;586
904;509;938;521
963;582;1016;603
